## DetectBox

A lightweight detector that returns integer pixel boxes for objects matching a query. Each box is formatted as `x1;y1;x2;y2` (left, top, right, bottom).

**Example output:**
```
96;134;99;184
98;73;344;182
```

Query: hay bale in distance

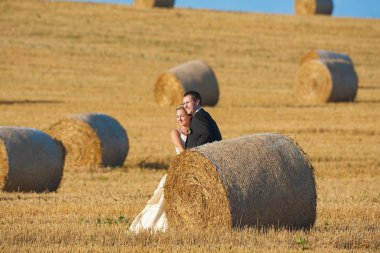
295;0;333;15
164;133;317;230
134;0;175;8
0;127;64;192
296;58;358;103
154;60;219;106
299;50;353;66
46;113;129;169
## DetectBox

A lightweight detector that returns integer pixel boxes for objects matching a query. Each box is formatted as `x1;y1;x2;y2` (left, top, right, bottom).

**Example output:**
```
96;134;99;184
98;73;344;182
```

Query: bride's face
176;109;191;127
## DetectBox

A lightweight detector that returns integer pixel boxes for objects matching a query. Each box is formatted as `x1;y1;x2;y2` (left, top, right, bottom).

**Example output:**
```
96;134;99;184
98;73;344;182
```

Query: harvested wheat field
0;0;379;251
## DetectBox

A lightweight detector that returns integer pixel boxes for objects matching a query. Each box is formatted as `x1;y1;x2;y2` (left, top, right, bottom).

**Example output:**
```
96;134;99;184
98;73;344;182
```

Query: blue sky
74;0;380;19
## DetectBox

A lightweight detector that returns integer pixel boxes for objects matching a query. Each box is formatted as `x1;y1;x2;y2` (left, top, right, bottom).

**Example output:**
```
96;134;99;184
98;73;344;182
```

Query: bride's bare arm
170;129;185;153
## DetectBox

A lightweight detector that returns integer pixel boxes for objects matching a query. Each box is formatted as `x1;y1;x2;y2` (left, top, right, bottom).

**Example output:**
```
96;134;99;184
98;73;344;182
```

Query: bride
129;106;192;232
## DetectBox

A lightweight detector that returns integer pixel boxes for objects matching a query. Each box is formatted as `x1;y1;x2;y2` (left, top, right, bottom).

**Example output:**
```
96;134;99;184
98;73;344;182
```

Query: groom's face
183;95;199;114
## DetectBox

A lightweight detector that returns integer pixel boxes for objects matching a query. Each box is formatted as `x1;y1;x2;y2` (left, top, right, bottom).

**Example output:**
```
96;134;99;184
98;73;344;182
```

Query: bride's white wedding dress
129;130;186;233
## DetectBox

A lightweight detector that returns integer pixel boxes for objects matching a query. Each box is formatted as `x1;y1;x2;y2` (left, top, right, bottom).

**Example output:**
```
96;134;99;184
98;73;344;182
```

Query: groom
183;90;222;149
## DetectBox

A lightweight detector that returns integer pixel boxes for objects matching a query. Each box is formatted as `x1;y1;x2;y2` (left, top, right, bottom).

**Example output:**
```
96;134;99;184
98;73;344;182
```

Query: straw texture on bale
299;50;353;66
46;113;129;168
0;127;64;192
154;60;219;106
296;58;358;103
134;0;174;8
164;133;317;230
295;0;333;15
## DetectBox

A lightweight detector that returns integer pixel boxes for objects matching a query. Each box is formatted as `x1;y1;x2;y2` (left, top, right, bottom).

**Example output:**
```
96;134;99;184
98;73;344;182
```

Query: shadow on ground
0;99;63;105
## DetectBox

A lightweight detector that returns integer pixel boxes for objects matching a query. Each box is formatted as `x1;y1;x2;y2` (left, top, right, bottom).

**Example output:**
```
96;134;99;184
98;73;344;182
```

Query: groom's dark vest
185;108;222;149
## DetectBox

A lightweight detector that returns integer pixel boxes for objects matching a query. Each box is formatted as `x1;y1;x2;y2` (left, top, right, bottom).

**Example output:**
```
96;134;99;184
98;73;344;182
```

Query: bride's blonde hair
176;105;192;118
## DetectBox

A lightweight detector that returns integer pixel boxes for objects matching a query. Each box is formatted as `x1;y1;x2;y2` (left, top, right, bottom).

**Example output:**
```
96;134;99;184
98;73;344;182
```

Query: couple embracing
129;90;222;233
171;90;222;154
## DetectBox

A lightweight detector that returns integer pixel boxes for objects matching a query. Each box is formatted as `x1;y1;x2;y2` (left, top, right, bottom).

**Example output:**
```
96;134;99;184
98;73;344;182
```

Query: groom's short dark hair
184;90;202;105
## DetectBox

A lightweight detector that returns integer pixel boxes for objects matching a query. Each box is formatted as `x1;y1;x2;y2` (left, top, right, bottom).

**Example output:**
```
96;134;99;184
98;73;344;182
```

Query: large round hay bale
164;133;317;230
296;58;358;103
299;50;353;66
0;127;64;192
134;0;174;8
154;60;219;106
46;113;129;168
295;0;333;15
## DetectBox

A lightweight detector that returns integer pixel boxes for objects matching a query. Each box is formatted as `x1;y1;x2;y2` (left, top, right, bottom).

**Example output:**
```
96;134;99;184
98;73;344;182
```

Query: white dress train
129;130;186;233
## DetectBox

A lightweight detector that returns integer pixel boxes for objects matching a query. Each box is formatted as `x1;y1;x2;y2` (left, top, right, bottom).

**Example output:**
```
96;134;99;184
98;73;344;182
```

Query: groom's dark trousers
185;108;222;149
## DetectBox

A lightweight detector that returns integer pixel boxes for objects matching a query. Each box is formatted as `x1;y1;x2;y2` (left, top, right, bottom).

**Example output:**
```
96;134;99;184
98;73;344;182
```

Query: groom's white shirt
193;107;202;116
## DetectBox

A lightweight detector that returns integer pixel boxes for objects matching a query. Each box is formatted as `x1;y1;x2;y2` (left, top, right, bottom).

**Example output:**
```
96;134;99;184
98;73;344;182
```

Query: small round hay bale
154;60;219;106
134;0;175;8
164;133;317;230
299;50;353;66
46;113;129;168
296;58;358;103
295;0;333;15
0;127;64;192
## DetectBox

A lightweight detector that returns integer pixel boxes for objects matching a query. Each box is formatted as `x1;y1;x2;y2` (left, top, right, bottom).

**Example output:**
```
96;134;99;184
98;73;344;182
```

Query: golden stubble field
0;0;379;251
